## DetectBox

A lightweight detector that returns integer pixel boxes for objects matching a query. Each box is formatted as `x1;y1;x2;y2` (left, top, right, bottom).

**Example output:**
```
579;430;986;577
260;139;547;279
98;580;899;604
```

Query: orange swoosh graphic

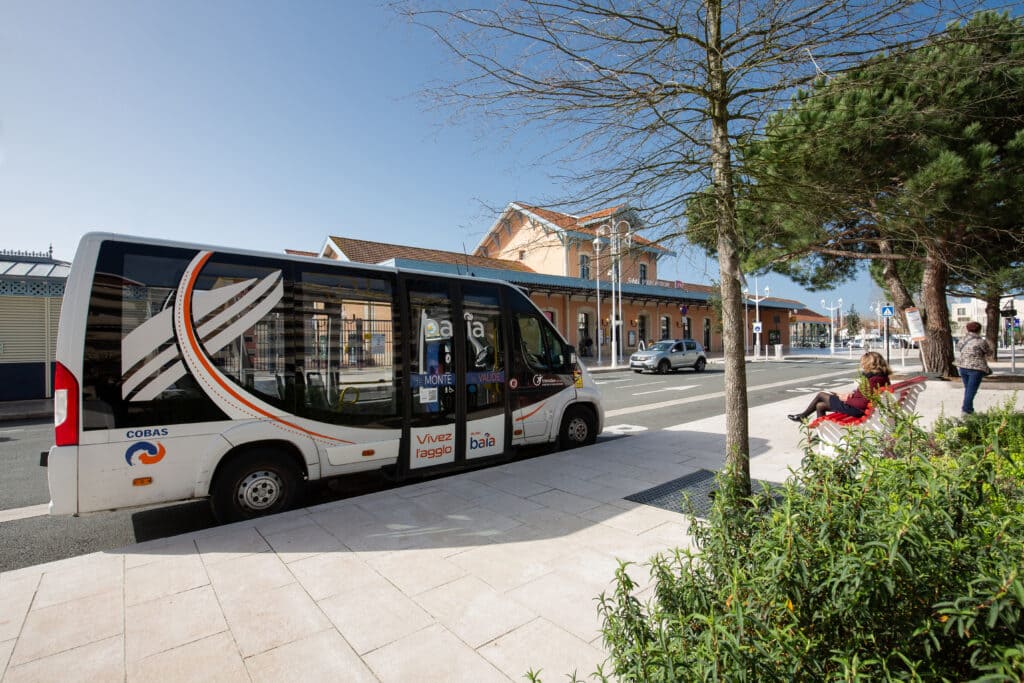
182;252;353;444
515;402;545;422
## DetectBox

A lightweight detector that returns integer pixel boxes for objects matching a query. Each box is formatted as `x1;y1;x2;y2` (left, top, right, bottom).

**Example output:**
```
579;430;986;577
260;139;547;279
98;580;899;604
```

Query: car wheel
559;406;597;449
657;359;671;374
694;357;706;372
633;369;643;373
211;448;304;524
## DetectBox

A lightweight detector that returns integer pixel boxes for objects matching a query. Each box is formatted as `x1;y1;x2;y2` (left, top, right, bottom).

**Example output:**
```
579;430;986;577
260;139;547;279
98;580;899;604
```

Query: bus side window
516;316;548;371
516;314;569;372
541;323;570;371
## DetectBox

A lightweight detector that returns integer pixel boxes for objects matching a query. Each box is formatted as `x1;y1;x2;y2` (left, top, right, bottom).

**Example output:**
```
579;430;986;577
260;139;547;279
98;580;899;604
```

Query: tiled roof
512;202;668;253
514;204;580;230
327;236;535;273
791;308;830;323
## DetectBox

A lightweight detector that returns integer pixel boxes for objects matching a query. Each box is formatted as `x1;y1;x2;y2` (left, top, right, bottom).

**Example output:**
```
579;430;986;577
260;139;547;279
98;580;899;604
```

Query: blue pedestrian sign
881;305;895;318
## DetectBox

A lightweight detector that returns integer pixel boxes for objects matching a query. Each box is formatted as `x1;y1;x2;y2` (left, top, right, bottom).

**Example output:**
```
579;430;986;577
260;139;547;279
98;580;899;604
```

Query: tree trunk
878;239;916;315
707;0;750;496
984;294;1001;361
877;239;925;369
920;250;956;377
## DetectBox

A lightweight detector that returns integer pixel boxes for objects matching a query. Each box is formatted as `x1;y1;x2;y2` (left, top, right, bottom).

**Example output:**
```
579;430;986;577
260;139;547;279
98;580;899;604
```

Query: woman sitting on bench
788;351;891;423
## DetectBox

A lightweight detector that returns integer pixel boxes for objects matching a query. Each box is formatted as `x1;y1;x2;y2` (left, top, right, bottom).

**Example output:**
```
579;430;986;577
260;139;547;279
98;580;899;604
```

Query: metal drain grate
625;469;780;518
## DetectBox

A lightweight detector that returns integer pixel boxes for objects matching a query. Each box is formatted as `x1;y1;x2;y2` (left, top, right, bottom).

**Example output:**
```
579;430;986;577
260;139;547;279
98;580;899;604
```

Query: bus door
509;301;575;445
461;283;507;463
402;279;508;475
404;278;460;473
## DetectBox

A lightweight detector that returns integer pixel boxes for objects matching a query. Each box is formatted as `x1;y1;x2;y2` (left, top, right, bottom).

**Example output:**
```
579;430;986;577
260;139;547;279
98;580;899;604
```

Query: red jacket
845;372;891;412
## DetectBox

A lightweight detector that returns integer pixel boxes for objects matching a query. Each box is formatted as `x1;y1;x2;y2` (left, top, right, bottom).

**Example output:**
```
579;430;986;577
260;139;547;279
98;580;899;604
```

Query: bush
596;406;1024;681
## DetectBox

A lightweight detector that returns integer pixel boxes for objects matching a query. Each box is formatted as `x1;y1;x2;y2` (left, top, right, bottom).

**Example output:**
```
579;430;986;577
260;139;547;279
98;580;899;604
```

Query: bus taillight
54;362;79;447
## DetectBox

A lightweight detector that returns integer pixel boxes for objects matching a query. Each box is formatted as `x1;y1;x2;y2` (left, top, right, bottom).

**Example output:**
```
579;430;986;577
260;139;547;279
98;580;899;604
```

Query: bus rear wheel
559;406;597;449
211;448;303;524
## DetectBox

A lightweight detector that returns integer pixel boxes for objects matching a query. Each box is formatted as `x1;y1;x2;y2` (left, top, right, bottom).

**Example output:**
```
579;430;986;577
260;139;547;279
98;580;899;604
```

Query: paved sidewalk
1;380;1020;681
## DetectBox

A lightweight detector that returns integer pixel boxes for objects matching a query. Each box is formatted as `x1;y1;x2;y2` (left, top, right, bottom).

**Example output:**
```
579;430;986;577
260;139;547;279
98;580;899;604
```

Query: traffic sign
881;305;895;318
752;322;763;333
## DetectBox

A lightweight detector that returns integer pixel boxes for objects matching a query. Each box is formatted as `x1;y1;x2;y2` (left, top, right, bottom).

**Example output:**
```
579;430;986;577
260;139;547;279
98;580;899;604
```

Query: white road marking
0;426;50;436
619;381;666;390
602;424;648;434
632;385;696;396
604;368;857;418
0;503;50;523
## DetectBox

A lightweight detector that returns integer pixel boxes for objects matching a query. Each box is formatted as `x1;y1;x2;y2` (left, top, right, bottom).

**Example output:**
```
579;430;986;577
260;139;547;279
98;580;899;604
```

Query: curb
0;410;52;423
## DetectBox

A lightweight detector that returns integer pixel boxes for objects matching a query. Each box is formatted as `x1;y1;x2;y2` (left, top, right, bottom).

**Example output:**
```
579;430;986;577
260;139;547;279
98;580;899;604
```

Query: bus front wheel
211;448;303;524
559;406;597;449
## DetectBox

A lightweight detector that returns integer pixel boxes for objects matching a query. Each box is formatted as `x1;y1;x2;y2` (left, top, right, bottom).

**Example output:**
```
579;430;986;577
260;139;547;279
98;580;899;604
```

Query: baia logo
125;441;166;466
469;432;496;450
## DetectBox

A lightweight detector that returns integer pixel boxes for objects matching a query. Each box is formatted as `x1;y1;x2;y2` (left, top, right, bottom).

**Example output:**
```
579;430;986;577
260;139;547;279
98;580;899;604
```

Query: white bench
808;375;928;446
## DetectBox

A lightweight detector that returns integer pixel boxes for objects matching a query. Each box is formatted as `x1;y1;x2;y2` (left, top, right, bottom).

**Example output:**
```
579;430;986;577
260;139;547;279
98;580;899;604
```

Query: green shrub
596;407;1024;681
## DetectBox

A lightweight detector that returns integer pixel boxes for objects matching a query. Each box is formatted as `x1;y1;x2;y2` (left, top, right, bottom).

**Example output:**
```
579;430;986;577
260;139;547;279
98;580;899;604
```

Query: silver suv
629;339;707;374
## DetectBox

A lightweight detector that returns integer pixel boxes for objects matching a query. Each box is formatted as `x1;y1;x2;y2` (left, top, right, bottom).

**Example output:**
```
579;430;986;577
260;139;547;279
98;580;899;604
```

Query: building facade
949;296;1023;344
0;249;70;401
320;202;804;359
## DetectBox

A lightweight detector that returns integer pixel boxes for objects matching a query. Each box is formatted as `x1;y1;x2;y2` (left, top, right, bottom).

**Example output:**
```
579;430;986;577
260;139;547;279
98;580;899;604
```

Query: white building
949;295;1023;342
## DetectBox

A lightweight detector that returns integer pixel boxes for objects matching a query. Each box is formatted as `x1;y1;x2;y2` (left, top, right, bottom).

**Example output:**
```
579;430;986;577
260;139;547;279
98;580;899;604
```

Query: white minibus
44;234;603;522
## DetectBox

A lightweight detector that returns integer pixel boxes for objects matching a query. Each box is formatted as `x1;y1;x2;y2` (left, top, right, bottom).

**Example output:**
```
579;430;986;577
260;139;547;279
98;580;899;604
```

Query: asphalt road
0;357;867;572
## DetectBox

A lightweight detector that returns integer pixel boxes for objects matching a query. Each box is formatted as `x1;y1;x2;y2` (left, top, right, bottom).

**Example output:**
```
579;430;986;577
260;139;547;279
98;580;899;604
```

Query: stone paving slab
1;379;1019;682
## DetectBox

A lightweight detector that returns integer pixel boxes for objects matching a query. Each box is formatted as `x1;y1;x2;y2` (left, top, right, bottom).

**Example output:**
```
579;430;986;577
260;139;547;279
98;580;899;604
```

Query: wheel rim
566;416;589;443
236;469;285;511
696;359;705;371
658;361;669;373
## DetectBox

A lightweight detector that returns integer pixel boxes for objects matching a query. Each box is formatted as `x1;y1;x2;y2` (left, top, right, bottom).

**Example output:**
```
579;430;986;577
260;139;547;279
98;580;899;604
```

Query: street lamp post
743;289;750;353
747;276;769;360
822;298;843;354
869;300;885;347
594;244;602;366
607;226;618;369
614;219;632;367
593;233;603;366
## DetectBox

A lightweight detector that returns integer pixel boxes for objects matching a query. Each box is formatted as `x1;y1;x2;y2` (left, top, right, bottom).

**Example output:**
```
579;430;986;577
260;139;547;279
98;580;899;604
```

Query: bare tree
397;0;972;494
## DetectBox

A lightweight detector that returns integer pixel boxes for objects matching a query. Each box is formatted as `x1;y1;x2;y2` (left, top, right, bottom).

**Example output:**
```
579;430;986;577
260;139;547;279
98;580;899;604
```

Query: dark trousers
959;367;985;414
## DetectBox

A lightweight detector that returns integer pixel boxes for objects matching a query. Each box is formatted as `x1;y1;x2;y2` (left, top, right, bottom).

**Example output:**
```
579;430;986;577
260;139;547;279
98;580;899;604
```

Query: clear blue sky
0;0;881;317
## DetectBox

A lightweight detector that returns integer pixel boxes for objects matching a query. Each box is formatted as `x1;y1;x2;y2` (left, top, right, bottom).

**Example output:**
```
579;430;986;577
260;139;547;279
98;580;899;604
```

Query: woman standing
956;321;993;415
788;351;892;422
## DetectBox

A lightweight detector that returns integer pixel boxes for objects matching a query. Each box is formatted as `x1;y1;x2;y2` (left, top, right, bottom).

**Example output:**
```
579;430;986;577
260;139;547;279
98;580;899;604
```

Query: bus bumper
46;445;78;515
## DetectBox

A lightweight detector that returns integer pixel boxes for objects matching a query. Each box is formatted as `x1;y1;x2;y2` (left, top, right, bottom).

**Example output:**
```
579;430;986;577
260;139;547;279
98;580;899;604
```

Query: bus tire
211;448;304;524
559;406;597;449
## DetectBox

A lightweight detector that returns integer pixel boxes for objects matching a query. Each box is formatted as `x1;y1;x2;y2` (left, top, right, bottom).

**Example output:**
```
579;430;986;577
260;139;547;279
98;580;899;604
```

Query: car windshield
651;341;675;351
